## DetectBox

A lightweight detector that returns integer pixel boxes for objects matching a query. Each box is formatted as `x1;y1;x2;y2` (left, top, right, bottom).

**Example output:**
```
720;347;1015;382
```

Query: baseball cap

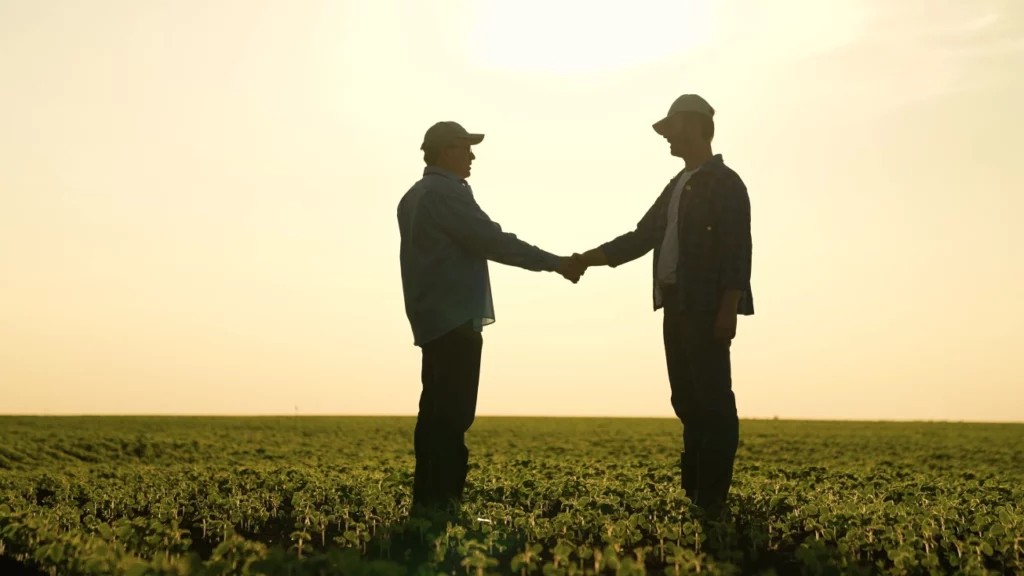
652;94;715;135
420;121;485;150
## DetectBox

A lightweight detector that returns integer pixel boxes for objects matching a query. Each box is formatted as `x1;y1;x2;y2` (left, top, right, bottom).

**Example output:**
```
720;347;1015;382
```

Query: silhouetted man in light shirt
397;121;584;514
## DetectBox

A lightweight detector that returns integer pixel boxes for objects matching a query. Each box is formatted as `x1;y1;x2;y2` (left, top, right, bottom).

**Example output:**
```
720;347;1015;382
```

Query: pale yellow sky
2;0;1022;421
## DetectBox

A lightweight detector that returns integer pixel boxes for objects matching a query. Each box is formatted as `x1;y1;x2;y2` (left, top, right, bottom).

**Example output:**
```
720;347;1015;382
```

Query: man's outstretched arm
573;247;608;268
573;192;667;270
424;187;584;282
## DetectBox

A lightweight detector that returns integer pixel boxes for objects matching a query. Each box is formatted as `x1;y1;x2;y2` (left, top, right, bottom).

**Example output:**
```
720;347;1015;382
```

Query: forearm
582;188;667;269
485;238;561;272
575;247;608;267
595;230;655;268
719;288;742;314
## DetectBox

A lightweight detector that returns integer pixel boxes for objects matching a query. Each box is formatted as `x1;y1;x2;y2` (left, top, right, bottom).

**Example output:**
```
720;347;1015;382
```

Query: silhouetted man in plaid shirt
573;94;754;512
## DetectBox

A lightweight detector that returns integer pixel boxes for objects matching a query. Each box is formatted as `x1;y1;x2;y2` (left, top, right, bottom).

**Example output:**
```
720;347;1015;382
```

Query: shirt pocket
684;193;716;246
679;191;718;281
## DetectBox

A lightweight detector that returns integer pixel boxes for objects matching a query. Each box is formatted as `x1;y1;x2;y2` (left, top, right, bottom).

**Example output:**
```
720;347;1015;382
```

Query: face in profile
659;113;705;159
443;143;475;179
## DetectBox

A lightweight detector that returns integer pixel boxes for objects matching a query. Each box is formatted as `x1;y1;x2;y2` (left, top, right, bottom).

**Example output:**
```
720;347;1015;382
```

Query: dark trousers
412;323;482;510
662;299;740;509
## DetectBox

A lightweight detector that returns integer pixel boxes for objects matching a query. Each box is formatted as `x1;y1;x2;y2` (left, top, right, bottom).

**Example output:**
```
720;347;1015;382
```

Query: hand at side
713;289;743;346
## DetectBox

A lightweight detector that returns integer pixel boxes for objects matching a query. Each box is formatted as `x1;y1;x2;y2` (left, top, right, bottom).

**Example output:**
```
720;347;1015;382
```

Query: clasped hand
555;253;590;284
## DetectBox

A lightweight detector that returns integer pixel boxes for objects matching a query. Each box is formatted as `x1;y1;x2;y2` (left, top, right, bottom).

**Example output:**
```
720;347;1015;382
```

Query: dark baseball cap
420;121;485;149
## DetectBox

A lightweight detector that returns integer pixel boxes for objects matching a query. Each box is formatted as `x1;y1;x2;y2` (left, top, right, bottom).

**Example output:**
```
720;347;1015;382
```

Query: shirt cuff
543;252;562;272
598;241;621;268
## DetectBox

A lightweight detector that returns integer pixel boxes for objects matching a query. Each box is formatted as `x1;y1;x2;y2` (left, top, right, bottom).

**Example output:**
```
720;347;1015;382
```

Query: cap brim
421;133;485;148
652;115;673;135
653;109;713;134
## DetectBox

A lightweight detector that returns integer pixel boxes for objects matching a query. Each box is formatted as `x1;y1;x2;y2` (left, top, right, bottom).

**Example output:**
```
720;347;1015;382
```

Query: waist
658;282;725;311
659;283;680;309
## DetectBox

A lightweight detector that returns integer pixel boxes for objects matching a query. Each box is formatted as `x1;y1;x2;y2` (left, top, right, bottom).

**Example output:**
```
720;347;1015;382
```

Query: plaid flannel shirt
599;154;754;315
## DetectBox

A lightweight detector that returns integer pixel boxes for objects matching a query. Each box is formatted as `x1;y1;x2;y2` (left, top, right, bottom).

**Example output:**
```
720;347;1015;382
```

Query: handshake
555;251;598;284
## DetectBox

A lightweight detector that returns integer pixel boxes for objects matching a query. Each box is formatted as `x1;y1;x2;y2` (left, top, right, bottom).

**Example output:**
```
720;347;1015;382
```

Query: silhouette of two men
397;94;753;514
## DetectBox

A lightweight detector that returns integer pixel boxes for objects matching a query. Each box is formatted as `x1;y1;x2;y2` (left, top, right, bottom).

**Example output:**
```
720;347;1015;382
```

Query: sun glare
468;0;714;73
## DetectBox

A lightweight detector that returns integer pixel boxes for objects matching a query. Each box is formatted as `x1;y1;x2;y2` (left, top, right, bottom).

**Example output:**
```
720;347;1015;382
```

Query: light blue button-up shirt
398;167;561;347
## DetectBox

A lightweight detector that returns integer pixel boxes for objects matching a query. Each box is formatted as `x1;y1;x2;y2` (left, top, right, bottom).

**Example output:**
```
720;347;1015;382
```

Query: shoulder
702;162;746;206
418;171;469;196
704;158;745;189
413;180;478;222
399;174;452;216
398;177;426;209
404;174;461;203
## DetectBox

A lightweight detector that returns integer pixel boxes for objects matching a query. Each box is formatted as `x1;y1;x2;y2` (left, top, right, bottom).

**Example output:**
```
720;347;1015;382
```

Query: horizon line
1;413;1021;424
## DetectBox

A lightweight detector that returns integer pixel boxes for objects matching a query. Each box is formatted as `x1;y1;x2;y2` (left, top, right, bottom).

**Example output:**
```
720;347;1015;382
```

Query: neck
682;145;713;171
433;164;466;180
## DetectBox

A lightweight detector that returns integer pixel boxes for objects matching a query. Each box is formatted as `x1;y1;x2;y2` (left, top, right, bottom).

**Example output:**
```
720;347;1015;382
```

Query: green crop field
0;417;1022;575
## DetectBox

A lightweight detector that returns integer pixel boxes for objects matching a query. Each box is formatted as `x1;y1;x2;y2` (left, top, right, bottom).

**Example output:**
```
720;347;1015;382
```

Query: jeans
412;322;482;509
662;298;740;509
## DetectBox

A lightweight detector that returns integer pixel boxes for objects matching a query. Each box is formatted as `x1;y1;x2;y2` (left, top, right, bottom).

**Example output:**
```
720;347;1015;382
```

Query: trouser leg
664;309;700;499
664;308;739;509
412;324;482;510
412;351;435;507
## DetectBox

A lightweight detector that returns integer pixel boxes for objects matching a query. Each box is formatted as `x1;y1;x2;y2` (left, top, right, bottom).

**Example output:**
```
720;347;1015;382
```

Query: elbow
719;254;751;289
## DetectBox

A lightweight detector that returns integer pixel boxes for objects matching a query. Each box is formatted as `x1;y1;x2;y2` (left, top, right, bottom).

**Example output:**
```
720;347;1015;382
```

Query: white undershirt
656;168;699;286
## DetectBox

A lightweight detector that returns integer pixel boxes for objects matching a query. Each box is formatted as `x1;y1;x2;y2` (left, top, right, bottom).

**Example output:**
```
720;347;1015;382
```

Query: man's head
652;94;715;159
421;121;484;179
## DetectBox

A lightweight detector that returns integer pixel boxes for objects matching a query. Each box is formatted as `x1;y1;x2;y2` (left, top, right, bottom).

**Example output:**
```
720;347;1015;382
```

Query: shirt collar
701;154;724;172
693;154;723;170
679;154;724;177
424;166;467;185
